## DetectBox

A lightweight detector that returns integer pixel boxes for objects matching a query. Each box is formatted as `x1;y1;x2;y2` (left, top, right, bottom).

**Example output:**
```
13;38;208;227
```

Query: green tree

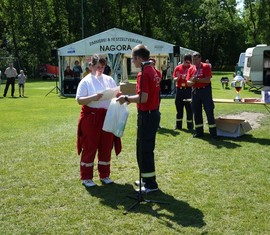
243;0;270;45
0;0;262;76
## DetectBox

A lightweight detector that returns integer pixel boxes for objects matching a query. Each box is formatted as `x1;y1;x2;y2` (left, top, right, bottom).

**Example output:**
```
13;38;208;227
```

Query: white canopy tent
57;28;196;95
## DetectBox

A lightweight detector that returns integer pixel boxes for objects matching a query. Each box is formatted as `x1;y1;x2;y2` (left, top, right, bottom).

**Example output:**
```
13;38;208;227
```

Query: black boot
187;122;194;130
193;127;204;138
175;121;182;130
210;127;219;140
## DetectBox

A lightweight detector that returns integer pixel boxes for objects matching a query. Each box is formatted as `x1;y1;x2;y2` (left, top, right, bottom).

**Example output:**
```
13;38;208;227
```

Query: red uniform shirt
173;64;191;87
136;65;161;111
186;63;212;88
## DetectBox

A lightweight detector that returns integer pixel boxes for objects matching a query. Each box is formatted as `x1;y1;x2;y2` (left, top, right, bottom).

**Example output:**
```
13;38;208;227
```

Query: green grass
0;73;269;234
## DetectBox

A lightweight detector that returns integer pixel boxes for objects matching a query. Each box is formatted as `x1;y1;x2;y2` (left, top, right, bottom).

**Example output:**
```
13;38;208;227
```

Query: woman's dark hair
91;54;106;66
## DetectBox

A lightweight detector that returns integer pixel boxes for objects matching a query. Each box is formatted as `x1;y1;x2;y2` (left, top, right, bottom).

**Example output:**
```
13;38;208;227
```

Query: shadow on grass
230;134;270;146
157;127;180;137
202;133;270;148
85;183;206;229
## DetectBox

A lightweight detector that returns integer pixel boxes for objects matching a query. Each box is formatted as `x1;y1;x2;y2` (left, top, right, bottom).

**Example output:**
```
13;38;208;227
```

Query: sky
236;0;244;11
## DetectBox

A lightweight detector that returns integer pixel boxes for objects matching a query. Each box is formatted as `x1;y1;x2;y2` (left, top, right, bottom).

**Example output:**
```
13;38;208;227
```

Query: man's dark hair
184;54;192;61
192;52;201;58
132;44;150;60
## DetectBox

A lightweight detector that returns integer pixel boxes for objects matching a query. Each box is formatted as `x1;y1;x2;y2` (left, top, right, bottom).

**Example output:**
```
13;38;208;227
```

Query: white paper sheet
98;86;120;101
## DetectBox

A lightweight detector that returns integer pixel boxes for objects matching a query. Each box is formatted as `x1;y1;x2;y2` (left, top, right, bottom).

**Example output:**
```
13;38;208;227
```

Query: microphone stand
45;57;64;97
45;78;63;97
124;62;168;214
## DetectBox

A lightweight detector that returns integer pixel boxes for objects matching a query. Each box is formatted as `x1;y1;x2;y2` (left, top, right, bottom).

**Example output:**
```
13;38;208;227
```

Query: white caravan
235;52;245;76
243;44;270;88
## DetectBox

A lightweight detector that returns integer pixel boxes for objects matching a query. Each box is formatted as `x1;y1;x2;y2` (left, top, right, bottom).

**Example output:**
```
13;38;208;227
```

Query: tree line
0;0;269;77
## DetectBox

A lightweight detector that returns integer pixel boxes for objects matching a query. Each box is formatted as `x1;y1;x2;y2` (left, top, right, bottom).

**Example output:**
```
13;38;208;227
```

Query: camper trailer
235;52;245;76
243;44;270;88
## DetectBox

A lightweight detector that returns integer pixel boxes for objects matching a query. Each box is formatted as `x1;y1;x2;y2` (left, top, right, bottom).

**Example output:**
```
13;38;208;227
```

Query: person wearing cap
172;54;193;130
186;52;217;139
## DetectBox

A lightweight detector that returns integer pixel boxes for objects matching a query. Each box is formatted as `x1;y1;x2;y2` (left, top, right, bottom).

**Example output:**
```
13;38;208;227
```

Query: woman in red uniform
76;55;120;187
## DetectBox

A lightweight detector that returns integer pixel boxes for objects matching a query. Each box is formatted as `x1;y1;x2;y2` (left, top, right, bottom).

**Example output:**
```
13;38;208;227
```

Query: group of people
75;44;217;195
1;63;27;98
64;58;111;82
64;60;83;82
172;54;217;139
76;45;161;193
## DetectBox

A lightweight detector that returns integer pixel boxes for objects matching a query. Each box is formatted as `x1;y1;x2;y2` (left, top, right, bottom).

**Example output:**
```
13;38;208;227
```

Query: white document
98;86;120;101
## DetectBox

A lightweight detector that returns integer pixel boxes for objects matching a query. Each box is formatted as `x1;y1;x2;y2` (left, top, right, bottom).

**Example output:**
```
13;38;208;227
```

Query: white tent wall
57;28;196;96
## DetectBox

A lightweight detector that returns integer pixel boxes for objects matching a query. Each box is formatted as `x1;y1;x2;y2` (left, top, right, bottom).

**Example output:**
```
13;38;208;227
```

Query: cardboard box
120;82;136;95
215;118;252;138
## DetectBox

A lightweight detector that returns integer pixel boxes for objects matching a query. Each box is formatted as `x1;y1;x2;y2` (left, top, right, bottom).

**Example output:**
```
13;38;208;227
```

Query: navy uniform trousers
3;77;15;97
175;87;193;129
136;110;160;189
191;85;217;136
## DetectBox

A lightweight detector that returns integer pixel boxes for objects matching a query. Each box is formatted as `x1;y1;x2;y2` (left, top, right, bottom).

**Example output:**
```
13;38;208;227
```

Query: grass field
0;72;269;234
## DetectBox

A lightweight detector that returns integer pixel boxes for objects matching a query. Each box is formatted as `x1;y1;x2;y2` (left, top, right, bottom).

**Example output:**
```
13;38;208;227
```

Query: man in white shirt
3;63;18;97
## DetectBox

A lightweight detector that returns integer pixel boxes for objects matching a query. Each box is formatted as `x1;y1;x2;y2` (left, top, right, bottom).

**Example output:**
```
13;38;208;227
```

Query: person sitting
64;66;73;78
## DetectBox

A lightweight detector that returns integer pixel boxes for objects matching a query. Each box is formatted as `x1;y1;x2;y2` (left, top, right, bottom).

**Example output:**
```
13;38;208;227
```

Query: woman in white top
76;54;121;187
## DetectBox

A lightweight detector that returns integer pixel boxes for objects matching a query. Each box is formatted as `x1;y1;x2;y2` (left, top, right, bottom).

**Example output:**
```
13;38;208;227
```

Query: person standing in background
73;60;83;82
186;52;217;139
3;63;17;97
161;60;168;80
103;57;111;76
83;67;90;78
173;54;193;130
205;59;212;69
17;70;27;97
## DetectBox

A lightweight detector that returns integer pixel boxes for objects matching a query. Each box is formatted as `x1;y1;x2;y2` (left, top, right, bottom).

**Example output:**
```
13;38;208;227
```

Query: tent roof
58;28;192;56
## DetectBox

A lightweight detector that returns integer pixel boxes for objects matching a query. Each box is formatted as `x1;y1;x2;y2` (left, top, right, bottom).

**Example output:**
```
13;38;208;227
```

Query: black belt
138;109;158;114
194;85;210;89
177;86;190;90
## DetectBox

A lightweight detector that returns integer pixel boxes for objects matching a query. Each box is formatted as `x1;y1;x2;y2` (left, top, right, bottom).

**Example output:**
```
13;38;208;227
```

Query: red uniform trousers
77;106;114;180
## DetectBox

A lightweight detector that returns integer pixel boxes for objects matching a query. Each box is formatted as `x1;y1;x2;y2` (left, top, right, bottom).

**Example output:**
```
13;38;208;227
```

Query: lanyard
195;63;201;77
182;65;188;76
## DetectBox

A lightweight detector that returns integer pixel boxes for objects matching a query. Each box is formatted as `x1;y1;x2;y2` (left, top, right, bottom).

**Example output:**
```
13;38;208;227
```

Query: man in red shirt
173;54;193;130
186;52;217;138
117;44;161;193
